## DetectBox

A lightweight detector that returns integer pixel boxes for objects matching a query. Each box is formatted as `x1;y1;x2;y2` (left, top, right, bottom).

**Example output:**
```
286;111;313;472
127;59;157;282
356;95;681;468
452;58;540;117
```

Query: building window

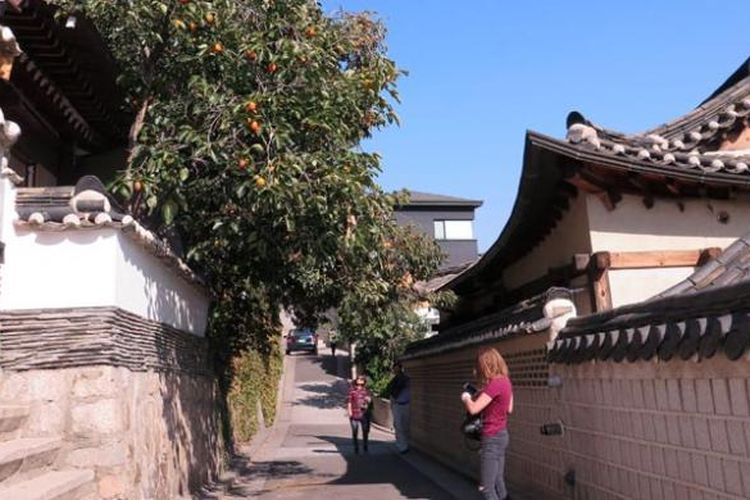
433;220;474;240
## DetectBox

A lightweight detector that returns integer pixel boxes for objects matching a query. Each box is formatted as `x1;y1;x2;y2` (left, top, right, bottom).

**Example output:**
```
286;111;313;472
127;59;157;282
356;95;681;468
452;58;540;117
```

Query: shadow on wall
119;231;207;335
151;370;223;498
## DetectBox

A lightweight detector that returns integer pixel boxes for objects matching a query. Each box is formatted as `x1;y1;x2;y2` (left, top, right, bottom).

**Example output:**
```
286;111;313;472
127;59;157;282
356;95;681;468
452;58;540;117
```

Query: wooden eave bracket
566;170;622;211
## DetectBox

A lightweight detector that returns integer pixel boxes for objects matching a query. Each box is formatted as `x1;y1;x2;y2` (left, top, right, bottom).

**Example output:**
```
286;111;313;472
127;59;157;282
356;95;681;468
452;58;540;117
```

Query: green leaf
162;199;178;225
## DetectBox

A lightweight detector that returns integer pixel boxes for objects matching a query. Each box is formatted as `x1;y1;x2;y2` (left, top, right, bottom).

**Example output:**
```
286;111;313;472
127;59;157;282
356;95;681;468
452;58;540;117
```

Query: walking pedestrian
329;331;338;357
347;375;372;454
461;347;513;500
384;361;410;453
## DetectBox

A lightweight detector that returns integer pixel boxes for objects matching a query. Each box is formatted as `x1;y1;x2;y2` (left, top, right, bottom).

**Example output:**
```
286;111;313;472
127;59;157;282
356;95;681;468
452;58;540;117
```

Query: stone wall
405;334;750;499
0;307;223;499
404;331;559;493
551;356;750;500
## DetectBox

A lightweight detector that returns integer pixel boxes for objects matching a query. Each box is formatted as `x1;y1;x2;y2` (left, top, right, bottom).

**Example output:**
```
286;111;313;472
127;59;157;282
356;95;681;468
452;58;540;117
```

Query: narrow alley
216;351;481;499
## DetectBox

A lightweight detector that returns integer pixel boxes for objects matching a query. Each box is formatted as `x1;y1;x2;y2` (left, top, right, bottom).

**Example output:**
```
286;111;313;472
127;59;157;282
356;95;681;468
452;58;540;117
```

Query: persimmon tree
53;0;448;369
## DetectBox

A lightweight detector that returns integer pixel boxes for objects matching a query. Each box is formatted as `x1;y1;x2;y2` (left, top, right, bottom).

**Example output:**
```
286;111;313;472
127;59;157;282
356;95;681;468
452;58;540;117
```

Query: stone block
710;379;731;416
649;478;664;500
26;371;71;403
695;380;714;414
652;446;666;475
708;419;729;453
692;417;711;451
706;455;724;491
0;372;29;402
72;368;118;399
664;448;679;479
666;415;681;446
680;379;697;413
642;380;657;409
654;414;668;443
25;400;66;435
728;378;749;416
723;459;742;496
66;442;128;468
654;379;669;410
71;400;124;435
676;449;691;482
666;379;681;411
740;460;750;497
678;416;695;449
726;420;747;455
631;380;645;408
690;454;708;487
661;480;675;500
98;474;126;499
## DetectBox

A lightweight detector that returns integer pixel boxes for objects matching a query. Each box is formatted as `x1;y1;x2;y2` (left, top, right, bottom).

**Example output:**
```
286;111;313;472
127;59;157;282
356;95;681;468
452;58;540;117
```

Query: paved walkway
216;351;482;499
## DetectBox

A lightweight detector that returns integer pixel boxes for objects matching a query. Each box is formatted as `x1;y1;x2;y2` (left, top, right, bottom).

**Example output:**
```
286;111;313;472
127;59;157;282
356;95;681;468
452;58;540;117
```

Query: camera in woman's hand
462;382;478;396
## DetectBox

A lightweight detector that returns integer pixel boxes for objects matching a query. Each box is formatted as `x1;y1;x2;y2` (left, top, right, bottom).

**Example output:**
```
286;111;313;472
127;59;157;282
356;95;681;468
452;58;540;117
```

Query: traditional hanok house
402;57;750;499
0;3;222;498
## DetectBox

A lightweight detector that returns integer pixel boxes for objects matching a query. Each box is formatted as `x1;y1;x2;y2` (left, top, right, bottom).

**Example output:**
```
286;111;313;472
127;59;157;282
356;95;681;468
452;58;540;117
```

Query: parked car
286;328;318;355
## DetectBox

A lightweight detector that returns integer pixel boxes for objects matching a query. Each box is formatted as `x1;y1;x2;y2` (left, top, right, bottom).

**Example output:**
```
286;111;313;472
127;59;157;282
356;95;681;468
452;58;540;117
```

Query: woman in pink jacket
347;375;372;454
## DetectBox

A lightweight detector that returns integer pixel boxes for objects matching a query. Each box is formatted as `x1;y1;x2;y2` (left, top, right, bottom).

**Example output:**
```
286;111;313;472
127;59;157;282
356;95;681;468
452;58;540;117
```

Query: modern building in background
394;191;483;270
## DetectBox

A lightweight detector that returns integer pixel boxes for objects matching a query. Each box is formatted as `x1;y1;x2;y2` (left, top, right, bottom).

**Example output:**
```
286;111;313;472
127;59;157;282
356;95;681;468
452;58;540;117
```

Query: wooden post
588;252;612;312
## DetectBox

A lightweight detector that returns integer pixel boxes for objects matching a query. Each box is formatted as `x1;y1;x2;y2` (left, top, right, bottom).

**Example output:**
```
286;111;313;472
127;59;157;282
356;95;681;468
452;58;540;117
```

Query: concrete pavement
217;350;483;499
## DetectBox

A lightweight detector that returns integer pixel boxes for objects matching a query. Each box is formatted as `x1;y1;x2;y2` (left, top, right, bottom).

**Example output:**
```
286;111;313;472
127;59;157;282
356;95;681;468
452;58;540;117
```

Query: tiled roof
551;231;750;364
561;72;750;178
402;287;572;360
0;24;21;60
401;190;483;207
656;233;750;297
0;106;20;152
414;258;478;295
14;176;204;288
3;2;128;149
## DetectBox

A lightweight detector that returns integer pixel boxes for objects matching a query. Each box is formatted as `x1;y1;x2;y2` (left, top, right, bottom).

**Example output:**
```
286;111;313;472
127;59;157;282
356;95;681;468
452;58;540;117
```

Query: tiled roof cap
0;106;20;150
0;25;21;58
14;176;204;289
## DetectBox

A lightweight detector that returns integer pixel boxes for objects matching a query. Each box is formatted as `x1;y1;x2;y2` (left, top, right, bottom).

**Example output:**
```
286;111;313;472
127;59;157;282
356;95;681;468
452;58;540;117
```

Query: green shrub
228;342;283;443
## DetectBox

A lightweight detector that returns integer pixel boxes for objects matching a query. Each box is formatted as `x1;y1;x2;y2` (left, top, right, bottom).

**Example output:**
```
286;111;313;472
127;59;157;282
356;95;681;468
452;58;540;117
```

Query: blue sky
322;1;750;252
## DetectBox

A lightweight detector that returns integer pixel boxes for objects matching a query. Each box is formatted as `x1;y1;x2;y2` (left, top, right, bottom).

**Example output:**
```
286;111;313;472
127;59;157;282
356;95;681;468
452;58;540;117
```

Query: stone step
0;437;62;483
0;405;29;435
0;469;95;500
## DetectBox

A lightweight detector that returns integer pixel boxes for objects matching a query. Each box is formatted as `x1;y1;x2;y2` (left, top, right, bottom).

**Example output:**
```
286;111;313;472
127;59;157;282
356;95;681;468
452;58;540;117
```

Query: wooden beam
567;173;601;194
605;248;721;270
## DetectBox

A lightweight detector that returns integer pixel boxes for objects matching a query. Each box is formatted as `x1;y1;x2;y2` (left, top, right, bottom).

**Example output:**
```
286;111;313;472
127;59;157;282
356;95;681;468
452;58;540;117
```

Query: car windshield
292;330;313;337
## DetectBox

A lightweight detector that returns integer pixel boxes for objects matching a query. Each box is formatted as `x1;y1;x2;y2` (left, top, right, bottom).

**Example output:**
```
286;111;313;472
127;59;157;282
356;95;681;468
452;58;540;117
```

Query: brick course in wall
0;306;223;498
405;333;750;499
552;356;750;500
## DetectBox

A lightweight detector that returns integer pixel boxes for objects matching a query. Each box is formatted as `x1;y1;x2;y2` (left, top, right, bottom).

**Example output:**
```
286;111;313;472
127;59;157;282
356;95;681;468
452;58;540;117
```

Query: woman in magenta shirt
462;347;514;500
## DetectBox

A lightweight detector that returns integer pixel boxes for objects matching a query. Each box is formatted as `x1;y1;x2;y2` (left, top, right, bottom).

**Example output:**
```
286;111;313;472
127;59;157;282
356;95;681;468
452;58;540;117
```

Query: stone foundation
0;307;224;499
405;334;750;499
0;365;223;498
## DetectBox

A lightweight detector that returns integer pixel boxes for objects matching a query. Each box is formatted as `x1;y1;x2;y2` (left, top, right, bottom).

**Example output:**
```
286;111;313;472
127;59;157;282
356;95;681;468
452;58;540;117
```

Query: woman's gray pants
480;430;509;500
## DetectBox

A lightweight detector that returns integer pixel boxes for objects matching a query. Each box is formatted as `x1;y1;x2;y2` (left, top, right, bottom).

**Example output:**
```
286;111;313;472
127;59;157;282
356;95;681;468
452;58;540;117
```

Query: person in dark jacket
384;362;411;453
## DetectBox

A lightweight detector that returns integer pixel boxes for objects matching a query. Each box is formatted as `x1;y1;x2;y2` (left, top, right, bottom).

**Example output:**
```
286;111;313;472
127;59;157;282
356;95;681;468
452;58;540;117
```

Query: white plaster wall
502;194;592;289
587;193;750;252
0;192;208;335
0;228;118;310
608;267;695;308
115;232;207;335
